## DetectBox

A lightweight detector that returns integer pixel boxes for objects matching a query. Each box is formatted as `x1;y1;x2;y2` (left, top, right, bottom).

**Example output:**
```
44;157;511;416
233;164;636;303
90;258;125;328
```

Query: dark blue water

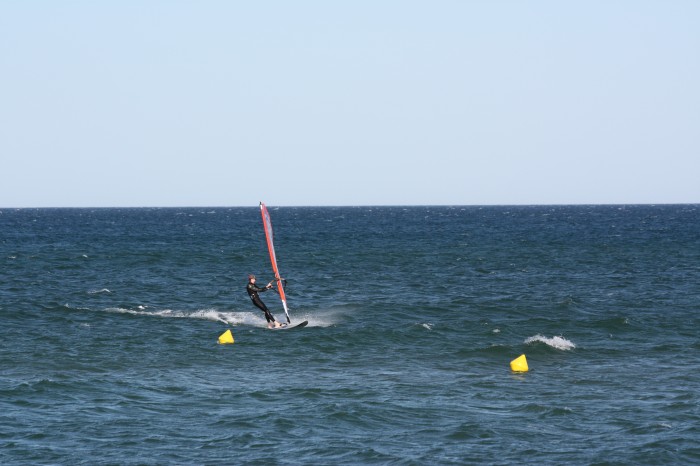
2;205;699;464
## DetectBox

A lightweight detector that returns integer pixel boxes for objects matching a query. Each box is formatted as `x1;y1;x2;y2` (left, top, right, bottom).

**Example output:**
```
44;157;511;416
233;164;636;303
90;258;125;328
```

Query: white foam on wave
524;334;576;351
104;307;245;324
98;302;344;330
88;288;112;295
101;307;327;328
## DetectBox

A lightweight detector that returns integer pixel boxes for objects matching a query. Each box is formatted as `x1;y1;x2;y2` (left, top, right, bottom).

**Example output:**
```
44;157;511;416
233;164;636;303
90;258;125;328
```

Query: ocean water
1;205;699;465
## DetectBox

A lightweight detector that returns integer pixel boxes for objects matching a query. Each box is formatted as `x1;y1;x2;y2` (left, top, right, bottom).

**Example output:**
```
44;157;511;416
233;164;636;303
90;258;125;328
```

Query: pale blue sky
2;1;698;207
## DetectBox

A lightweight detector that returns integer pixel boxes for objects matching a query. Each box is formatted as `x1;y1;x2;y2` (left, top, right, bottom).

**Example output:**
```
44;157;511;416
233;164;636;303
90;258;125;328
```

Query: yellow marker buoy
218;329;234;345
510;354;528;372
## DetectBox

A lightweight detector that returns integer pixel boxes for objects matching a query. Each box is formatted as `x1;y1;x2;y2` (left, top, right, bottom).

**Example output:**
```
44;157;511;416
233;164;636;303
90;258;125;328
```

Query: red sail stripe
260;202;290;321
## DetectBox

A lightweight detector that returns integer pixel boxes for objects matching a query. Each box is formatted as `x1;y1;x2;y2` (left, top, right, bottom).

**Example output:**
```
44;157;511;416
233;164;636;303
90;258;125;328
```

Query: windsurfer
246;274;283;328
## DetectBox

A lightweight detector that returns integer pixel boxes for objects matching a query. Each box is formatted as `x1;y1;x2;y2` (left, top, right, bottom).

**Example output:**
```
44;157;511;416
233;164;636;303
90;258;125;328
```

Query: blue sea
2;205;699;465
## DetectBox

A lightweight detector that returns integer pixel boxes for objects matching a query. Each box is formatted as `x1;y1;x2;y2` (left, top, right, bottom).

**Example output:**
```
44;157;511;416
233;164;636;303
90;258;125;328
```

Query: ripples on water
1;205;699;464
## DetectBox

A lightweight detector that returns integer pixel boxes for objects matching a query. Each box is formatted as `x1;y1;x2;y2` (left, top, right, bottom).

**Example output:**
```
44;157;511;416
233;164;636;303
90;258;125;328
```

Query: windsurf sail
260;202;291;323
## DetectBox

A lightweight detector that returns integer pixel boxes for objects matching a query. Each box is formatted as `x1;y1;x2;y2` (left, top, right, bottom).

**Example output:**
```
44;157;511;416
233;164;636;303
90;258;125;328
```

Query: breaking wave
524;334;576;351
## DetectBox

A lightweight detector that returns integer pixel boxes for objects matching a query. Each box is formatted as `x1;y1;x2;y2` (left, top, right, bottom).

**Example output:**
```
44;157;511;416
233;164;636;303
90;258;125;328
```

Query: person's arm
248;283;269;293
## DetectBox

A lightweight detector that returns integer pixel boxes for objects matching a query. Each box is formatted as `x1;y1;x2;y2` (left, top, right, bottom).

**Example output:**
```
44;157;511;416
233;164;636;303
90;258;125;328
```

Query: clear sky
1;1;698;207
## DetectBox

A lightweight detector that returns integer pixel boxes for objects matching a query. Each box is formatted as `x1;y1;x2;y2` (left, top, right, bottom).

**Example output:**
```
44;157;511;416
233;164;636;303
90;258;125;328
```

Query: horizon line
2;202;698;209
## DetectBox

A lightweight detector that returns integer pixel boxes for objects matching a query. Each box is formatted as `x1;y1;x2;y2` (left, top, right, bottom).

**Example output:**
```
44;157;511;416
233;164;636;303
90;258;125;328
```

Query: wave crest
524;334;576;351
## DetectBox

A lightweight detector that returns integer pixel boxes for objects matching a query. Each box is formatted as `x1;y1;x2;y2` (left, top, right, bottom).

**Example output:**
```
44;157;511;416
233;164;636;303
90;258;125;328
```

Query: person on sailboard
246;274;283;328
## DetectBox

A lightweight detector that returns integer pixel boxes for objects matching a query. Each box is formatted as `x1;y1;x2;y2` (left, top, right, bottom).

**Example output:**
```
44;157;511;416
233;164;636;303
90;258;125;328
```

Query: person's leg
253;299;279;327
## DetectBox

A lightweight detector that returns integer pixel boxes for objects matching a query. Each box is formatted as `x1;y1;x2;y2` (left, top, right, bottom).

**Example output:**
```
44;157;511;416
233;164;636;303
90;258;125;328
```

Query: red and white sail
260;202;291;323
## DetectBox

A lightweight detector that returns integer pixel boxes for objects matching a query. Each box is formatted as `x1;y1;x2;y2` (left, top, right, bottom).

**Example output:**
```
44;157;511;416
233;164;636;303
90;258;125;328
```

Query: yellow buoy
218;329;234;345
510;354;528;372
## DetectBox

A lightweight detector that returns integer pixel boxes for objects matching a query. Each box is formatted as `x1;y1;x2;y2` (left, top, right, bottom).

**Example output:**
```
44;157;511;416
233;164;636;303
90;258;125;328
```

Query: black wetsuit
246;282;276;323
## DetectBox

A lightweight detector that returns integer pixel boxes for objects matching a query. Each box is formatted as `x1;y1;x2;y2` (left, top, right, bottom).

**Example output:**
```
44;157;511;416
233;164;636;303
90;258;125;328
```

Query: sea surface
1;205;699;465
